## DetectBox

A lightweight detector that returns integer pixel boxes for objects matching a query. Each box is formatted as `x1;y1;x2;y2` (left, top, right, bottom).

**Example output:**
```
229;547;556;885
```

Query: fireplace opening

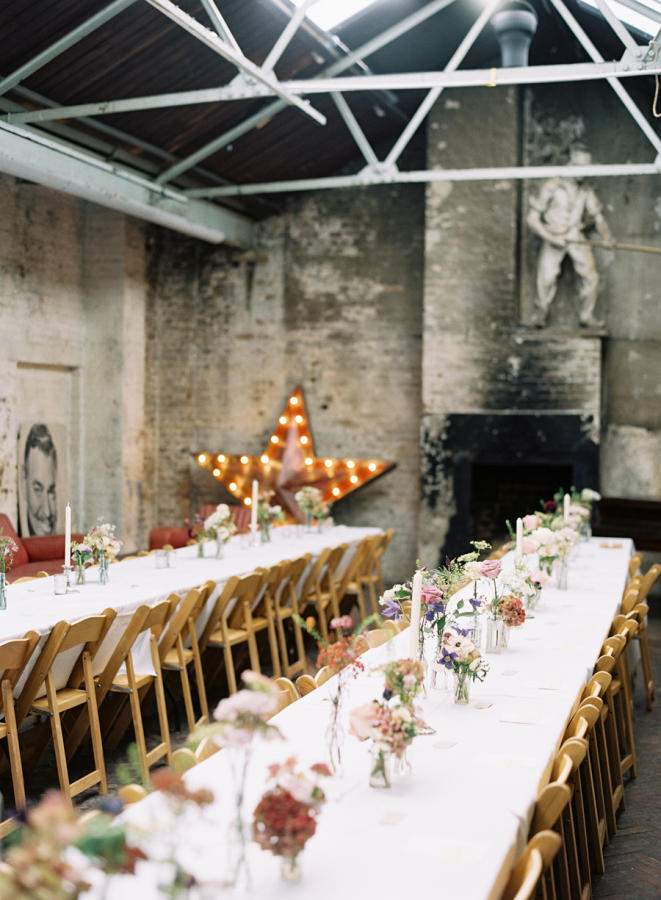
470;463;573;549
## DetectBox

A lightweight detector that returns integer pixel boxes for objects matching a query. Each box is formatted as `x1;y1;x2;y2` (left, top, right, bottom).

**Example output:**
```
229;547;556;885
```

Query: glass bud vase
260;521;271;544
98;551;109;585
75;564;86;586
281;856;302;883
369;745;391;789
215;539;224;559
453;670;471;705
580;519;592;542
500;624;511;650
197;539;205;559
556;558;569;591
485;617;502;654
0;572;6;611
428;634;449;692
471;612;483;649
305;510;313;533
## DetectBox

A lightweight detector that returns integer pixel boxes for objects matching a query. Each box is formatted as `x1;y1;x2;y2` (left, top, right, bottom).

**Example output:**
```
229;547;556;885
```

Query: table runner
101;537;632;900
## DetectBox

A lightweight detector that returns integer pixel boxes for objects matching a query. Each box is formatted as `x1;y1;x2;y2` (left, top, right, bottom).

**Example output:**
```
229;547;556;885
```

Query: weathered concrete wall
0;175;149;549
146;185;424;583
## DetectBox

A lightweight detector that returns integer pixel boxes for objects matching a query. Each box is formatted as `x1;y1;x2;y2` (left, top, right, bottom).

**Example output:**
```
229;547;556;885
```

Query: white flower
581;488;601;502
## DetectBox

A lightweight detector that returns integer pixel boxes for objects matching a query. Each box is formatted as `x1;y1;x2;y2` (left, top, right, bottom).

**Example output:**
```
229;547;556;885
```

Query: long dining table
83;536;633;900
3;524;381;695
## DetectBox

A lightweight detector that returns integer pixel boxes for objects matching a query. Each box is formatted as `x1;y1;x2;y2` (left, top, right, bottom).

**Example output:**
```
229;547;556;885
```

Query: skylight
288;0;380;32
580;0;661;37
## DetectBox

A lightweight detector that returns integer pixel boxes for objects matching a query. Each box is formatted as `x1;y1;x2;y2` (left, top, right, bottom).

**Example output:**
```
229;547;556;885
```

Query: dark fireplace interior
470;463;573;550
440;413;599;561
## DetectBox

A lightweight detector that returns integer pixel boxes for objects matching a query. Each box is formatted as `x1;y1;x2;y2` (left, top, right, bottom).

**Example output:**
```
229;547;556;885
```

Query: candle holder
62;565;73;592
249;529;260;548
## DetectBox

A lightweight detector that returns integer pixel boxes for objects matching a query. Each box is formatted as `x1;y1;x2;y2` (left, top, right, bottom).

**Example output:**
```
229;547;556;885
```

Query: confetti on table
502;669;519;677
433;739;458;749
380;811;408;825
473;702;494;710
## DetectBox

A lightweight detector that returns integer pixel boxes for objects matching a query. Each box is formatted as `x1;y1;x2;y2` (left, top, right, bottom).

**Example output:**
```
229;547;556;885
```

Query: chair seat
32;687;88;715
209;617;269;646
163;647;194;669
110;672;154;693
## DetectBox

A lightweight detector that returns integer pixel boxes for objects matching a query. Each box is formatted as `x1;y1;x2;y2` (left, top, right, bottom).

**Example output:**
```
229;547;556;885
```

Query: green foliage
115;742;146;788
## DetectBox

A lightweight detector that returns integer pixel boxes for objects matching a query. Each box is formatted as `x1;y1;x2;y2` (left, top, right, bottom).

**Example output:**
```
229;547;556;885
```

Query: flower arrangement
379;658;425;706
85;522;122;561
438;627;489;703
257;497;285;526
194;670;283;750
252;757;331;880
70;541;93;568
203;503;237;544
0;532;18;575
499;595;526;627
350;701;431;757
295;486;322;513
312;500;331;521
329;614;354;637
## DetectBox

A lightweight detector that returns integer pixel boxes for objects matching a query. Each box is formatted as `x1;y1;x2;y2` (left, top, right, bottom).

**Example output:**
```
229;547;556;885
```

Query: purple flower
439;647;457;669
424;600;445;622
380;598;402;620
469;596;482;610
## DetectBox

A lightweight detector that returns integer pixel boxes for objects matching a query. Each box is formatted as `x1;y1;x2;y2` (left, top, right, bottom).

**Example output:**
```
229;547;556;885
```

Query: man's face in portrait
24;445;57;535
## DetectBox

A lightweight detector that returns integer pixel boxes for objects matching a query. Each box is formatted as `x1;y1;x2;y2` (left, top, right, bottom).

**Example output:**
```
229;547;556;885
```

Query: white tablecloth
3;525;381;695
99;537;632;900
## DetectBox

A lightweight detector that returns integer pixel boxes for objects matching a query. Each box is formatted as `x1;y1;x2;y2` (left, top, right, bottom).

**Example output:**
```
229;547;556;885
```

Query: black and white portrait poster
17;423;70;537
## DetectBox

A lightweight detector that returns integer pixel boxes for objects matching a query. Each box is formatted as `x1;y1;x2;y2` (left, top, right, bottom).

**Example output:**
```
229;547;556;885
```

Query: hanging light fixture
491;1;538;67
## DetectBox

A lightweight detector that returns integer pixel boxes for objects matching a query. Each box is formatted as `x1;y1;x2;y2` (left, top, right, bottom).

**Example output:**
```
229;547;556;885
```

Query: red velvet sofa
149;504;251;550
0;514;85;582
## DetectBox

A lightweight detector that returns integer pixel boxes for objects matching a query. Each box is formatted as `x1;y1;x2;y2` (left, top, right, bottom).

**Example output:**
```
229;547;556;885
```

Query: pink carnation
479;559;502;579
421;584;444;605
522;514;541;531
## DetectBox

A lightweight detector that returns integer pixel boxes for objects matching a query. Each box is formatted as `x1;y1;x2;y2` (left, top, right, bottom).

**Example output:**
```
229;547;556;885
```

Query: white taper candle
563;493;570;522
64;503;71;568
515;517;523;562
409;570;422;660
250;480;258;533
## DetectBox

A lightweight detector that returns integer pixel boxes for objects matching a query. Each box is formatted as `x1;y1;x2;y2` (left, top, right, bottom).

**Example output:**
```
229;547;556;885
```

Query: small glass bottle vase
98;551;109;585
555;557;569;591
0;571;6;611
75;563;86;586
369;745;392;789
260;521;271;544
215;538;224;559
281;856;302;883
485;616;502;654
197;539;205;558
453;670;472;704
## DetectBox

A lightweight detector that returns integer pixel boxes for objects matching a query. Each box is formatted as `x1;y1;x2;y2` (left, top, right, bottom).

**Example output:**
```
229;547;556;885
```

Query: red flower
543;500;557;513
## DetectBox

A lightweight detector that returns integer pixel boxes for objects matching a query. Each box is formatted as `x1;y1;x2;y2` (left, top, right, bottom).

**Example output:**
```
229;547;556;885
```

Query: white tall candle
64;503;71;567
250;480;258;533
408;570;422;659
515;517;523;562
563;493;570;522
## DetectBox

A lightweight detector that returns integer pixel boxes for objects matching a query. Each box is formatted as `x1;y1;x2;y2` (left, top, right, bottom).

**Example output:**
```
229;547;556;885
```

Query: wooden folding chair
0;631;39;834
627;551;643;579
501;831;562;900
607;618;639;779
594;636;627;821
299;544;348;641
258;556;309;679
333;539;372;620
295;674;317;696
104;600;174;782
550;737;591;900
200;571;279;694
23;612;116;802
365;628;391;649
159;583;214;731
358;530;395;612
563;699;606;880
272;676;299;713
529;782;571;900
582;670;618;837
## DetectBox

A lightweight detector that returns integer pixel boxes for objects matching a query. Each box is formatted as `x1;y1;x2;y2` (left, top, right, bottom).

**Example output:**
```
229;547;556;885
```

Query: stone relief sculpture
527;148;613;328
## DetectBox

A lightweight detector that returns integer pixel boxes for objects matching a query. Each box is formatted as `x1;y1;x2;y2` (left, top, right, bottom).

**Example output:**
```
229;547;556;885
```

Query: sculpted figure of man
527;149;613;328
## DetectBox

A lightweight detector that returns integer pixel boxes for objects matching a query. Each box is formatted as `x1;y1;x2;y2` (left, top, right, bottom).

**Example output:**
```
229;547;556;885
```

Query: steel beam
385;0;501;167
143;0;326;126
0;122;253;245
186;161;661;198
0;0;138;97
331;93;380;168
156;0;457;184
594;0;640;49
199;0;241;52
550;0;661;154
587;0;661;27
262;0;322;73
9;57;661;126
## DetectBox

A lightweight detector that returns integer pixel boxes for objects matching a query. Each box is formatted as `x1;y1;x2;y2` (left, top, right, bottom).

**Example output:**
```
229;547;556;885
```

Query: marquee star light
194;386;395;522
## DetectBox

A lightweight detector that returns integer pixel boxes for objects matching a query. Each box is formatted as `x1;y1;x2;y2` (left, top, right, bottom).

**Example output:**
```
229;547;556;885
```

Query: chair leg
292;602;307;678
45;675;72;803
174;640;196;733
265;606;281;678
637;628;655;710
150;635;172;767
244;605;262;674
2;681;25;811
83;652;107;794
189;621;209;725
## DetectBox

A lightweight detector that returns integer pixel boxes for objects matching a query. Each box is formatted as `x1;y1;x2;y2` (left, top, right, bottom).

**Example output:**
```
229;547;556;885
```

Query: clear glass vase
281;856;302;883
453;670;471;704
485;617;502;654
260;521;271;543
428;634;450;691
326;672;346;775
98;551;109;585
369;745;391;788
0;572;6;611
555;557;569;591
471;612;483;649
305;510;313;533
197;539;205;558
580;519;592;542
75;563;86;586
215;539;224;559
500;623;510;649
224;747;252;889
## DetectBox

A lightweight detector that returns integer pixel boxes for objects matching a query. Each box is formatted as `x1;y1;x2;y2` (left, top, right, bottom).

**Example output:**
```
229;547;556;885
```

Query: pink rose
521;537;537;555
349;702;381;741
522;514;540;531
479;559;502;579
421;584;443;605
